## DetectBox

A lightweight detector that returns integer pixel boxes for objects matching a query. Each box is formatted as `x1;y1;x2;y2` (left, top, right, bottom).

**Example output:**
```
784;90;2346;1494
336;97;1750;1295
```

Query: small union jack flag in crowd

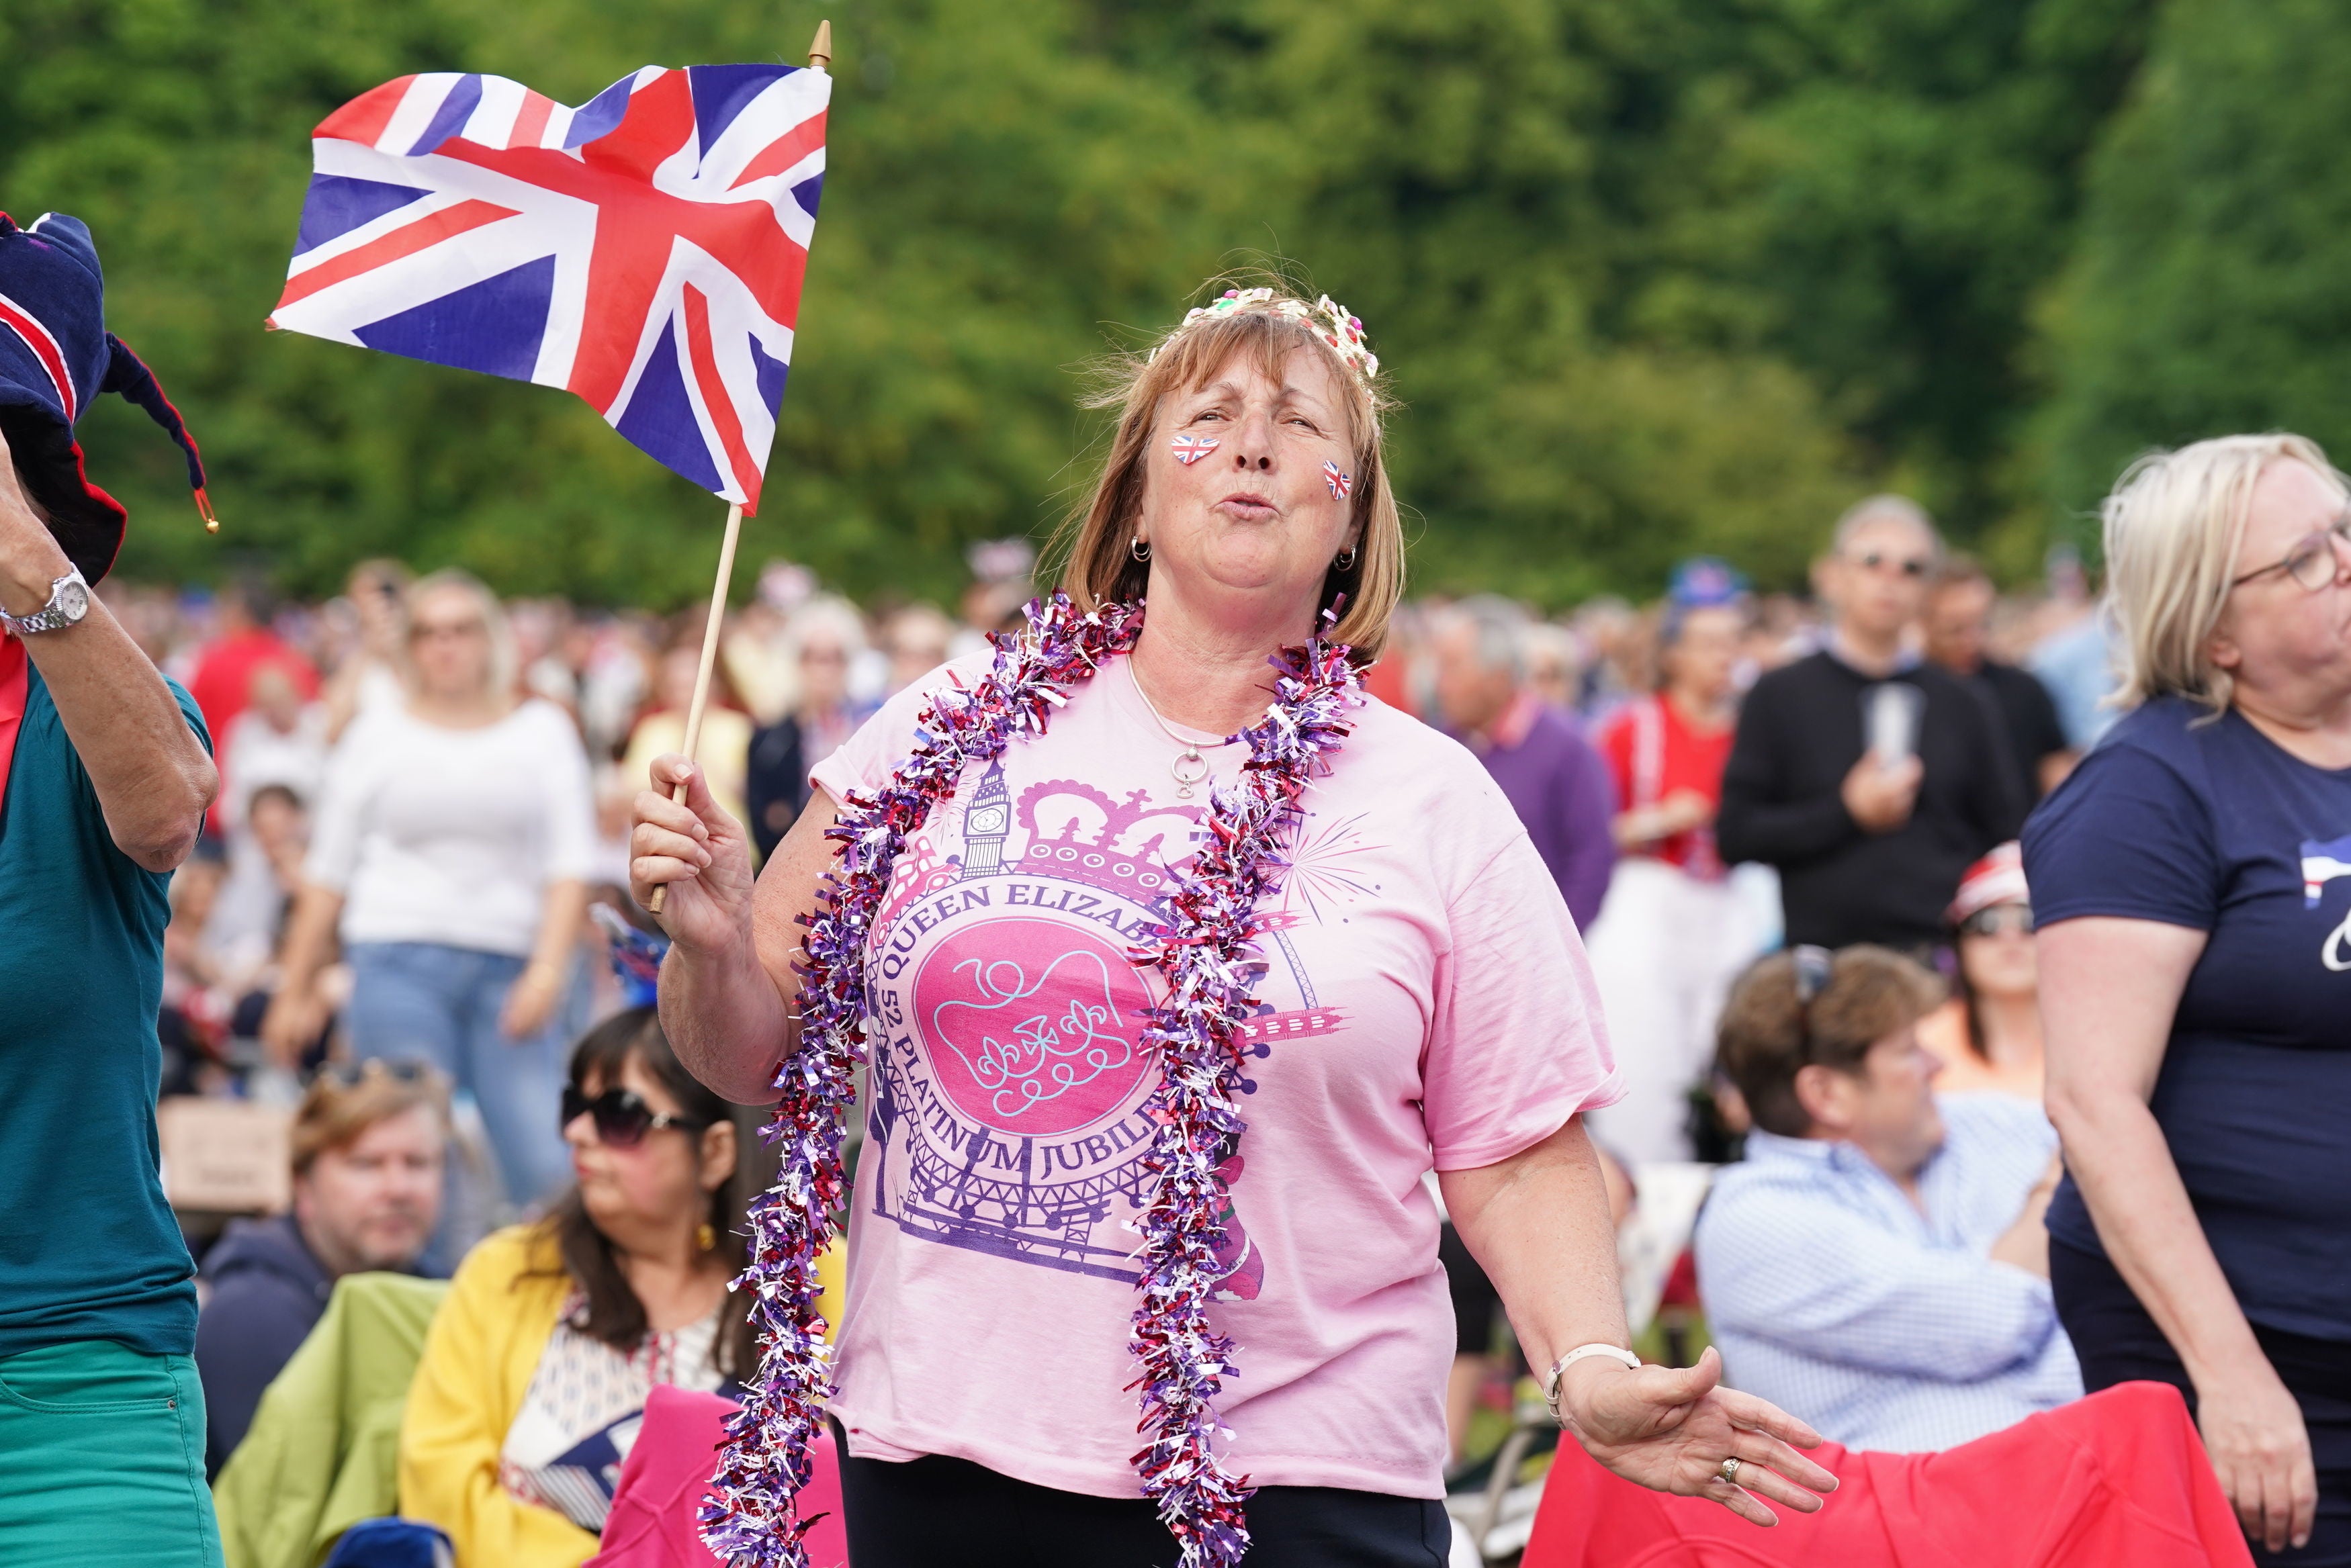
1322;459;1351;500
1171;434;1220;465
269;64;828;512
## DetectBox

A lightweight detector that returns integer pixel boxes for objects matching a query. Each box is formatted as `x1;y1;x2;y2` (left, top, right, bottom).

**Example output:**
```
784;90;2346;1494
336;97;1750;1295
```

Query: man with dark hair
1923;557;2076;804
1695;945;2078;1451
1717;496;2025;952
195;1062;449;1472
0;211;225;1565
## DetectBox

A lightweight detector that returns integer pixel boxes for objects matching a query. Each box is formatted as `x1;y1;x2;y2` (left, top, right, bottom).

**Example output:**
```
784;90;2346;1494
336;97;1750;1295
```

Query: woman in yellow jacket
399;1005;834;1567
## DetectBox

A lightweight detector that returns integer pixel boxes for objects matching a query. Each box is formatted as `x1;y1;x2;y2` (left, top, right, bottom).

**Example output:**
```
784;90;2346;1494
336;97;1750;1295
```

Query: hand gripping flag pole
652;22;831;914
267;27;834;913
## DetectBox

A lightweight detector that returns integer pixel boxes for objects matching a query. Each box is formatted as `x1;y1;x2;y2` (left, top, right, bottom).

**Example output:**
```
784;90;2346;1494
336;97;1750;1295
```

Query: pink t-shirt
810;651;1620;1501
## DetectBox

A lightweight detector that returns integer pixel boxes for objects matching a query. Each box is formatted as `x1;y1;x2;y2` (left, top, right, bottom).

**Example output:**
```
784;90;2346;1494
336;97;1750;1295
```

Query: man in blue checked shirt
1695;944;2082;1451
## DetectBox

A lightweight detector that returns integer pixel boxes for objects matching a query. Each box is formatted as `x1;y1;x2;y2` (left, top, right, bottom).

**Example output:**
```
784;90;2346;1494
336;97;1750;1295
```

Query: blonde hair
2102;433;2350;714
1049;290;1404;661
402;566;519;702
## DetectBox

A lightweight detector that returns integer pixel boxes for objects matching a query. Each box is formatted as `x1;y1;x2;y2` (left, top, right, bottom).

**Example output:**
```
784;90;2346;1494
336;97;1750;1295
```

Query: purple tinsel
1124;614;1362;1565
698;596;1361;1568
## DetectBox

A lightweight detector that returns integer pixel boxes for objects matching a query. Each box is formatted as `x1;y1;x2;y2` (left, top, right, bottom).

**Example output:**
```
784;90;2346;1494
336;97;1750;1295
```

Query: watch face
56;578;89;621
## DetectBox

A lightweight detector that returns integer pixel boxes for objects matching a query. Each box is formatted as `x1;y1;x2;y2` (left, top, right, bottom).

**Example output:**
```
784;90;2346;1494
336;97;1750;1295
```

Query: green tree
0;0;2161;606
2041;0;2351;518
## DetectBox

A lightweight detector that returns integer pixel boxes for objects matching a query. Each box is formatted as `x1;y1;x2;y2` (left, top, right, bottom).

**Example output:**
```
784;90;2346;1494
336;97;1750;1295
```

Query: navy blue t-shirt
2024;696;2351;1342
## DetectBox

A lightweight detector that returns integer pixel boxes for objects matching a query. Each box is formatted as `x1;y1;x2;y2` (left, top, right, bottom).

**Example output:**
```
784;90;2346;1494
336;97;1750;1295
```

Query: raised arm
631;753;840;1103
2040;915;2313;1555
0;435;215;870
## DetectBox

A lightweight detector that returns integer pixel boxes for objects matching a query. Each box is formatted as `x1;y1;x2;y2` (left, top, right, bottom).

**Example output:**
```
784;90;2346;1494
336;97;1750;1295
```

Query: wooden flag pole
649;19;830;917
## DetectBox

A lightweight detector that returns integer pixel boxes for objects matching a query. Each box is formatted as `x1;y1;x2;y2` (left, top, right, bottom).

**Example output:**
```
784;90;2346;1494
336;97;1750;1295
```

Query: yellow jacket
398;1223;846;1568
398;1226;596;1568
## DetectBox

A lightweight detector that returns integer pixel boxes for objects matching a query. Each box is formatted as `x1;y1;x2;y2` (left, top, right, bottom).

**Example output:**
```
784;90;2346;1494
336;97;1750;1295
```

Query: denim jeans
0;1340;223;1567
345;941;581;1211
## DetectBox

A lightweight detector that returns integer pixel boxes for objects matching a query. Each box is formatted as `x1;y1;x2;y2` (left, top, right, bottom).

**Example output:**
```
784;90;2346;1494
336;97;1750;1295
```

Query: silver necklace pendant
1171;746;1212;798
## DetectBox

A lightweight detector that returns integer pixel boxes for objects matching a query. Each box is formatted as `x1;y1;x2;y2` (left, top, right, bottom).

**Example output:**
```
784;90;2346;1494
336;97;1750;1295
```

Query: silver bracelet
1543;1342;1642;1424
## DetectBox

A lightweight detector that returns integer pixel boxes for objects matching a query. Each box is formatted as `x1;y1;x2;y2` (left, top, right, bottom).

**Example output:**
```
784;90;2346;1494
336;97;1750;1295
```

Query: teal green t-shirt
0;660;209;1358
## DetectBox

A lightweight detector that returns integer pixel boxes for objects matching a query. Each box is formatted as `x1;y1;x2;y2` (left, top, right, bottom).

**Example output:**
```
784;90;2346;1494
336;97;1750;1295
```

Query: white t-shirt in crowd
810;649;1622;1502
306;698;598;958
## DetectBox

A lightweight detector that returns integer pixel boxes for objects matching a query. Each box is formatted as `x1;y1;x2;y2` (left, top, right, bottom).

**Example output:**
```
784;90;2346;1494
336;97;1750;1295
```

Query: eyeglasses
1959;904;2035;939
561;1085;711;1148
1849;551;1931;578
2230;515;2351;592
410;617;487;641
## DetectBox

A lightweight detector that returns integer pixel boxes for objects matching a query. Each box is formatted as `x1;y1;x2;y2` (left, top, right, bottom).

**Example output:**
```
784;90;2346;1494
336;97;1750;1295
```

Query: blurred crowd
157;501;2127;1562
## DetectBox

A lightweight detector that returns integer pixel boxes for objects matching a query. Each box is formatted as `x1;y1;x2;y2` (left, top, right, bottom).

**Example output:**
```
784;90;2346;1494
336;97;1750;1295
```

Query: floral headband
1149;287;1380;385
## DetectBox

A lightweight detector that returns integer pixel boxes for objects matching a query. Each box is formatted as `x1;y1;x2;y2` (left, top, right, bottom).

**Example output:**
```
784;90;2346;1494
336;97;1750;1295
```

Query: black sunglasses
562;1085;711;1148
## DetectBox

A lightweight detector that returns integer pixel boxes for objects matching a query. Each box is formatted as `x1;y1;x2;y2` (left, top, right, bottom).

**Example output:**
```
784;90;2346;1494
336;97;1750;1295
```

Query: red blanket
1525;1381;2251;1568
584;1386;848;1568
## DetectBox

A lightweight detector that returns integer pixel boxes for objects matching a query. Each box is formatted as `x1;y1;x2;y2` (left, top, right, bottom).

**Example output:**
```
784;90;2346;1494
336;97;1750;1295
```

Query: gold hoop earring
1130;536;1151;564
1333;547;1358;571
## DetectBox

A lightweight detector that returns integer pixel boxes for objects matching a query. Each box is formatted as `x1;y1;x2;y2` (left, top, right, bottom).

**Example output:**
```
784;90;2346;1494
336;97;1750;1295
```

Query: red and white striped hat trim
0;287;77;422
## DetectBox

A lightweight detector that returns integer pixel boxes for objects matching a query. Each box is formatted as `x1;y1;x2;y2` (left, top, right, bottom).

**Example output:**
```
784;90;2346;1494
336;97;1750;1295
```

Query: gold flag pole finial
808;20;832;71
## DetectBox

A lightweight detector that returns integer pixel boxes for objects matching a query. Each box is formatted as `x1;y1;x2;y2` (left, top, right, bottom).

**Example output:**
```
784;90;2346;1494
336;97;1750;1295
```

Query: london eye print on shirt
860;757;1374;1295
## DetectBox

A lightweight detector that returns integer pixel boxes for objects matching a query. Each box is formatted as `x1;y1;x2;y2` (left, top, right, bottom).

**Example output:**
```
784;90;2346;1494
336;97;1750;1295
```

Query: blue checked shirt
1693;1094;2082;1451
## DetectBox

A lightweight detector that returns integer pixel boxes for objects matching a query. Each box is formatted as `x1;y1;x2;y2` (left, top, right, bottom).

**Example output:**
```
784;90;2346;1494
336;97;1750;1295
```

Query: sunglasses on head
319;1058;432;1089
1959;904;2035;939
562;1085;711;1148
1789;943;1834;1060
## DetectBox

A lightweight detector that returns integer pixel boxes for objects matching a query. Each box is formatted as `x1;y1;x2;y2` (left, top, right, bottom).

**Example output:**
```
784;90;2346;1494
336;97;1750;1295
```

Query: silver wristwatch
0;567;91;636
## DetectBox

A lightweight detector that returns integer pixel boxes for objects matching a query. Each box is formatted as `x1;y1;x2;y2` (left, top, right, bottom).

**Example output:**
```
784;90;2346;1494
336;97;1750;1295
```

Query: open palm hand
1561;1347;1838;1527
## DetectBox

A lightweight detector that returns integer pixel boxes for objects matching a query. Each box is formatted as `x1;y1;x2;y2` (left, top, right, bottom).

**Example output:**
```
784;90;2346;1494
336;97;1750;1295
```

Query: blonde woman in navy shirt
2030;434;2351;1563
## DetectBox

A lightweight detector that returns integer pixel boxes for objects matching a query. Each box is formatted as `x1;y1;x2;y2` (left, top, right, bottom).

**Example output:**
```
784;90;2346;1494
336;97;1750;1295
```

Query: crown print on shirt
858;768;1367;1293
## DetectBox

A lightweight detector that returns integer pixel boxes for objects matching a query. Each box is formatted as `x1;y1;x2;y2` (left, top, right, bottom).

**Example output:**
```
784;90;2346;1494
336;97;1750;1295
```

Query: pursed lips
1218;491;1278;520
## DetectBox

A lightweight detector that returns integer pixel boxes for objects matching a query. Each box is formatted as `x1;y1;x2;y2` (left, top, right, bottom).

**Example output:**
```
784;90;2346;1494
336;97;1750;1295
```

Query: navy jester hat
0;210;215;583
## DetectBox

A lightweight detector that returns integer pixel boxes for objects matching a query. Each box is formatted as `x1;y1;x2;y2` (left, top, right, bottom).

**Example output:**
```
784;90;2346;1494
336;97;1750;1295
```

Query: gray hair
1832;494;1944;560
1442;594;1531;680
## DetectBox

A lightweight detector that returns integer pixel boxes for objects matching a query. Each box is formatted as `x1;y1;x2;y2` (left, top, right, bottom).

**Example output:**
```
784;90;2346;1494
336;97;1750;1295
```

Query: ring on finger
1716;1456;1742;1488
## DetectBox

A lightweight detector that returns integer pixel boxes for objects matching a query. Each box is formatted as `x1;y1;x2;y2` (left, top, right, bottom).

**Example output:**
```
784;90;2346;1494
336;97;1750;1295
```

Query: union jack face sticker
1171;434;1220;465
1323;459;1351;500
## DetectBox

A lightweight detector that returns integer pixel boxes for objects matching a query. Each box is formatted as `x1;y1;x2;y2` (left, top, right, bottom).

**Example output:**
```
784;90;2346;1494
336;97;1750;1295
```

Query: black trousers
2053;1238;2351;1567
834;1428;1452;1568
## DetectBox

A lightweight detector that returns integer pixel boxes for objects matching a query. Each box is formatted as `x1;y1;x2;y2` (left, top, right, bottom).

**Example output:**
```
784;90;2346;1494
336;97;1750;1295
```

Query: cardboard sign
157;1097;292;1214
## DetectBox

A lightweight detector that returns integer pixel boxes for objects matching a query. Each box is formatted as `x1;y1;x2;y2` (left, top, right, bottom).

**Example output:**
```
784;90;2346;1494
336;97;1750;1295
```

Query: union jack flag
1170;434;1220;465
269;64;828;512
1322;459;1351;500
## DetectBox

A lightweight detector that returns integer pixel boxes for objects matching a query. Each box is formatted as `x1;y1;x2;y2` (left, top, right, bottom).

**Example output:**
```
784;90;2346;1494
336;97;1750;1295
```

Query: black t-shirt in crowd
2025;696;2351;1342
1972;658;2072;805
1718;649;2025;951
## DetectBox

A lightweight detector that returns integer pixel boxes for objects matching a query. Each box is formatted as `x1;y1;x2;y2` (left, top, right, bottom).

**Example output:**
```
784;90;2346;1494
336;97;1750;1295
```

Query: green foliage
0;0;2199;606
2041;0;2351;519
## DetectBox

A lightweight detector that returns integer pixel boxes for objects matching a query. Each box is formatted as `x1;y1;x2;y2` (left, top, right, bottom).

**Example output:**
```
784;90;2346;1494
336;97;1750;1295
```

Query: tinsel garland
697;594;1362;1568
1124;614;1362;1565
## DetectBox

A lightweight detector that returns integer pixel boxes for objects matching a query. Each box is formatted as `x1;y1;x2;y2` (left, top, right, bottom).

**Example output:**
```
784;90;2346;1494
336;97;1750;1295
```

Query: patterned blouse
498;1291;727;1533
